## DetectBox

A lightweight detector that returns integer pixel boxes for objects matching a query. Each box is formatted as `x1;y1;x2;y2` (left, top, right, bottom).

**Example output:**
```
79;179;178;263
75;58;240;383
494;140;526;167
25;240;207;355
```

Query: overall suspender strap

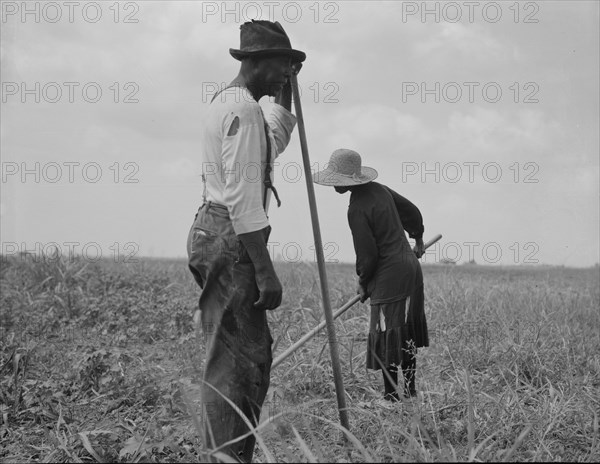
262;118;282;209
210;86;231;104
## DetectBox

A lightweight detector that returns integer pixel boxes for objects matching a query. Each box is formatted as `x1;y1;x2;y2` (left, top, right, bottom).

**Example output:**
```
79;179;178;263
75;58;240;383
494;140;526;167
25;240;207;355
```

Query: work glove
238;229;283;310
413;238;425;259
357;283;369;303
254;266;283;310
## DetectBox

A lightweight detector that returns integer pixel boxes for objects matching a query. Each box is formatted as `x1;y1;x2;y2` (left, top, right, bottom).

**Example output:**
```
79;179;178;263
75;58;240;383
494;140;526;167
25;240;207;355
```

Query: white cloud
414;22;507;68
319;104;429;163
2;1;598;266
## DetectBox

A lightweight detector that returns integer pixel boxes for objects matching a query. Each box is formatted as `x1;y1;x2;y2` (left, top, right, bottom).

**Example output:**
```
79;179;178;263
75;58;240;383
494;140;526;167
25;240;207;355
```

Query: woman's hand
357;283;369;303
413;238;425;258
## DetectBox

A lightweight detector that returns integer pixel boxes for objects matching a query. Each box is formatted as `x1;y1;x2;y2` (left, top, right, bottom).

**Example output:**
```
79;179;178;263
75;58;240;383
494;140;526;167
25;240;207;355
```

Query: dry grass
1;254;598;462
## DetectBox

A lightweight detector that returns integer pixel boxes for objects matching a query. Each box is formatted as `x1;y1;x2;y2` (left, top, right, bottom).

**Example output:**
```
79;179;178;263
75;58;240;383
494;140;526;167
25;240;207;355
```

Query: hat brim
313;166;378;187
230;48;306;62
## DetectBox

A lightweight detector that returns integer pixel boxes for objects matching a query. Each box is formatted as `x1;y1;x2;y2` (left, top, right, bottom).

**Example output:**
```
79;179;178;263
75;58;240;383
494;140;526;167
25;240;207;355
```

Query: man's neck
229;74;263;101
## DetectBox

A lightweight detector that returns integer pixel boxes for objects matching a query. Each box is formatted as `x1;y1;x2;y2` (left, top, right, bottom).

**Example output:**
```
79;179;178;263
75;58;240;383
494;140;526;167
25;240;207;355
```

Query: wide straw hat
230;20;306;62
313;149;378;187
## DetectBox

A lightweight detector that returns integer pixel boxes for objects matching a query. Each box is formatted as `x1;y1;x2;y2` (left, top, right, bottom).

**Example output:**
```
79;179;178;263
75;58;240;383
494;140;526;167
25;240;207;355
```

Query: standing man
313;149;429;403
187;20;305;462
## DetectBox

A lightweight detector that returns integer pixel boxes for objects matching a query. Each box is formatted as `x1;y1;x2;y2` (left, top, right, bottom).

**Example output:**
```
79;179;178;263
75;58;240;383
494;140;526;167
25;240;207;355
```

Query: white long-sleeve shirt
201;86;297;235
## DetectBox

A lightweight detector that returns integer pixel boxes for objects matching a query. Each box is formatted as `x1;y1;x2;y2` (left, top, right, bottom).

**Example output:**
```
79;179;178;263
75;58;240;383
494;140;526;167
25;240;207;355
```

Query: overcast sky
1;1;598;267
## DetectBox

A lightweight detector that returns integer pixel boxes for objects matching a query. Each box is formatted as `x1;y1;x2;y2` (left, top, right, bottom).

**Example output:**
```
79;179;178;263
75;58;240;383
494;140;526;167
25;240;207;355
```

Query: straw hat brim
230;48;307;62
313;166;378;187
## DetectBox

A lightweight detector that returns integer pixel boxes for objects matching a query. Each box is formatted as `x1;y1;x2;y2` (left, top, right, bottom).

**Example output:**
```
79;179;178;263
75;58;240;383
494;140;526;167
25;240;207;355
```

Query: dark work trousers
187;202;272;463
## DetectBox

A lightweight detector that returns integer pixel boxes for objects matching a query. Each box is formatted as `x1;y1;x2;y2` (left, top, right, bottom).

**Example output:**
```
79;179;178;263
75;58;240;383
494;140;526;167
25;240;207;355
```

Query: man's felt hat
313;149;378;187
229;20;306;62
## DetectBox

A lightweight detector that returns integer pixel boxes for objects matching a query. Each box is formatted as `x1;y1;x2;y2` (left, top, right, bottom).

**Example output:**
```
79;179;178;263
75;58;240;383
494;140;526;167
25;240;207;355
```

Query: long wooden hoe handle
289;74;350;432
272;233;442;369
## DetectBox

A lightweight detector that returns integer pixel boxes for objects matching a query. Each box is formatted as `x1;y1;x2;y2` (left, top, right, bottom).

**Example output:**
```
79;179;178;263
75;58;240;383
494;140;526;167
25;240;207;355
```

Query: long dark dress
347;182;429;370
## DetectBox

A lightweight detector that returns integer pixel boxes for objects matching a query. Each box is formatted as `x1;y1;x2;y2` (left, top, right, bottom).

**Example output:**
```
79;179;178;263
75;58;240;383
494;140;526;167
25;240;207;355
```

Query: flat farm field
1;255;599;462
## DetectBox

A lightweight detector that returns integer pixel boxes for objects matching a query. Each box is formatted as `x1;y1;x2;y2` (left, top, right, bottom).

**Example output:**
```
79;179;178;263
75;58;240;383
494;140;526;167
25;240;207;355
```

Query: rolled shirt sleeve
267;103;297;156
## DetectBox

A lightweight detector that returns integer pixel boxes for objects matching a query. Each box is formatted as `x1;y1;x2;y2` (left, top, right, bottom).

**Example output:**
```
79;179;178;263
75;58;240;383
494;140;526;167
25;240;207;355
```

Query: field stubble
1;254;598;462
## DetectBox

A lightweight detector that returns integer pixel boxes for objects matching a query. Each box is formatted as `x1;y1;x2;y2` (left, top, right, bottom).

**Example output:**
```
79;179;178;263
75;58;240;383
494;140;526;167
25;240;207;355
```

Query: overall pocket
187;207;236;287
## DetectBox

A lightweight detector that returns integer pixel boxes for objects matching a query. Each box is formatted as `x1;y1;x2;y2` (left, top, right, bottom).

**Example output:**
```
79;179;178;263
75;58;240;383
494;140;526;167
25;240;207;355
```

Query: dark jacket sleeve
384;186;425;240
348;206;378;288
